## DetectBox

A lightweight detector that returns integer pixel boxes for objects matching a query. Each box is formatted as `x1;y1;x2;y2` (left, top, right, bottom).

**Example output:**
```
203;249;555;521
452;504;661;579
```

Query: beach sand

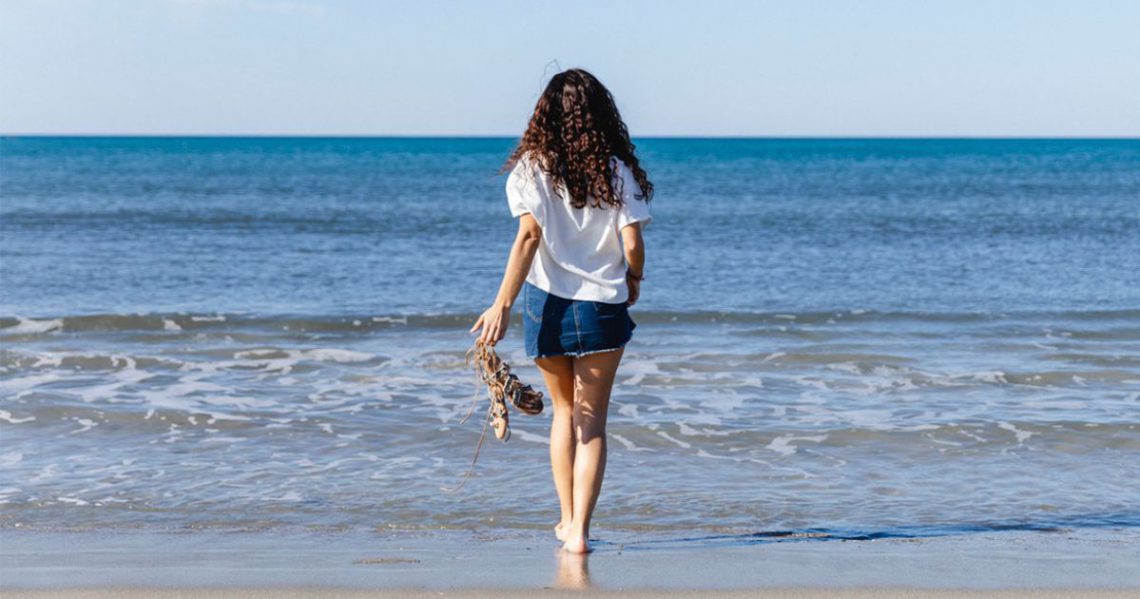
5;589;1140;598
2;526;1137;596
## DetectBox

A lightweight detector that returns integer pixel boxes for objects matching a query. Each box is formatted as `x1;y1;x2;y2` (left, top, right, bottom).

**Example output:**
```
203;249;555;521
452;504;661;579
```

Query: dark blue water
1;137;1138;539
3;137;1137;315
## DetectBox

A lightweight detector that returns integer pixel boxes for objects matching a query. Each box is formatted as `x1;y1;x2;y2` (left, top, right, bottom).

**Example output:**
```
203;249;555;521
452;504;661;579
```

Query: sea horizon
5;133;1140;140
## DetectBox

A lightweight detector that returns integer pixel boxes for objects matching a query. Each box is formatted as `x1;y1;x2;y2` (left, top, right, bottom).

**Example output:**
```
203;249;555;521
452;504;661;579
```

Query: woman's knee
572;411;606;444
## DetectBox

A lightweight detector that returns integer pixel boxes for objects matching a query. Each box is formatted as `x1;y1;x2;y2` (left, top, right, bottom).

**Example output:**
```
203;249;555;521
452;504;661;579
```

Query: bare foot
562;534;591;554
554;521;572;542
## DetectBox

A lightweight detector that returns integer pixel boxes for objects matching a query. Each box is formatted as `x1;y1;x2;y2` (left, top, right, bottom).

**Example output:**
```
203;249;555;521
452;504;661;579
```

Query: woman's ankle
562;534;591;554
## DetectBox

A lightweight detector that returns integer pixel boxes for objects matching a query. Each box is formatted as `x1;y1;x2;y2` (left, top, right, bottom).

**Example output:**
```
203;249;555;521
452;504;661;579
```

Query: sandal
446;341;544;492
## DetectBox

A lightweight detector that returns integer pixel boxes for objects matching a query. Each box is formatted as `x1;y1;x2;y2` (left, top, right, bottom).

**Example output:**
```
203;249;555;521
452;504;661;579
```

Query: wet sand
6;589;1140;599
2;527;1137;594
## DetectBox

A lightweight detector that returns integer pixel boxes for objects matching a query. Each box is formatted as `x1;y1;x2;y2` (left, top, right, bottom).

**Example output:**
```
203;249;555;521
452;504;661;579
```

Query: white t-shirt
506;154;651;303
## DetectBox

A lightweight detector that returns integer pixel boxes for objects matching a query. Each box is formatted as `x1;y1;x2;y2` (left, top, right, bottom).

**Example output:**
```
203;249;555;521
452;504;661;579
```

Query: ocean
1;136;1138;544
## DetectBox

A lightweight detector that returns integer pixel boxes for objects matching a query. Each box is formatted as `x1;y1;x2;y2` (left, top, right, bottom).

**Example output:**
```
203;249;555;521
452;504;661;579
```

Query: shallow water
1;137;1138;539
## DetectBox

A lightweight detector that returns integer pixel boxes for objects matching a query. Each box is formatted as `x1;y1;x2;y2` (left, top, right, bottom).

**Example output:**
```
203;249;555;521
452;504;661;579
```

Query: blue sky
1;0;1137;136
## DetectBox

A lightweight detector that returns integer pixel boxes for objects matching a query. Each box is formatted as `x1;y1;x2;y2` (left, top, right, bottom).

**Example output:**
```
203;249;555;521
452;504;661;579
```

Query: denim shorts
522;281;637;360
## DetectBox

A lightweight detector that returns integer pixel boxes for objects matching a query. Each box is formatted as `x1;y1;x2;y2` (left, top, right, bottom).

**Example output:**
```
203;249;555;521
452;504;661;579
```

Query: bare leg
535;355;575;540
563;347;624;554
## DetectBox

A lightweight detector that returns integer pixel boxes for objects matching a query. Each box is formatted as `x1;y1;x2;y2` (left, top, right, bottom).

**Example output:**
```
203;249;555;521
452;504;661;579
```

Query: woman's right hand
625;273;641;307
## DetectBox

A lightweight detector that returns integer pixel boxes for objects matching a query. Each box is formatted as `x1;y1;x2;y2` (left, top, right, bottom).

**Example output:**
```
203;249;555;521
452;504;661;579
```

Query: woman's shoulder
513;151;548;174
609;156;648;201
609;156;640;188
507;152;544;190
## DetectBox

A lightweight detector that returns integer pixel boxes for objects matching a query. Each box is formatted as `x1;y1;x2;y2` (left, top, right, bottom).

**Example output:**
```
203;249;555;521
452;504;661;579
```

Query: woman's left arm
470;213;542;346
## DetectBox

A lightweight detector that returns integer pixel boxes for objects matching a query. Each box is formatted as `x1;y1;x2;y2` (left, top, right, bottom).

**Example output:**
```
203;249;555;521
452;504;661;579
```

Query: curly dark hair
502;68;653;210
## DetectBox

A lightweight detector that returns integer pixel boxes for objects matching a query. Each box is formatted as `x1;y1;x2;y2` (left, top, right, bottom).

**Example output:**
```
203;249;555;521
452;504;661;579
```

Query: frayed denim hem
528;342;627;361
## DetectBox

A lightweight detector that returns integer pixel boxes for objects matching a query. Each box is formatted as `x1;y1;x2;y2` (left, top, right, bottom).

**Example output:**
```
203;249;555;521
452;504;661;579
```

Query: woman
469;68;653;554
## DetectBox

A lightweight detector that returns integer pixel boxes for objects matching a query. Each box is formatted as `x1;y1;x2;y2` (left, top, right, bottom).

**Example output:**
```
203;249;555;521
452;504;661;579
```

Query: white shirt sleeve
615;159;651;230
505;160;534;218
